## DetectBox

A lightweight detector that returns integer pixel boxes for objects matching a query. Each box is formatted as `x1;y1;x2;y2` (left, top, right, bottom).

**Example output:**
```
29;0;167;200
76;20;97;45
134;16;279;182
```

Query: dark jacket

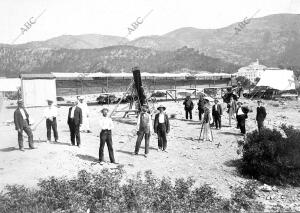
14;107;30;130
256;106;267;121
203;107;211;123
197;99;205;112
67;106;82;125
212;104;223;116
183;99;194;111
154;113;170;133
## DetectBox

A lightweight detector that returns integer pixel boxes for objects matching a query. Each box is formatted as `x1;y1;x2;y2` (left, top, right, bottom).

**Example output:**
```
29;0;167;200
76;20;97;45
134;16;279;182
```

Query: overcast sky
0;0;299;44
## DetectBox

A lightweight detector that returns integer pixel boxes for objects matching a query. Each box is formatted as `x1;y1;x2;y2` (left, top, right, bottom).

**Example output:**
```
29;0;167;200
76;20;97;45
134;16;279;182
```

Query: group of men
183;95;267;140
12;96;171;165
13;92;266;164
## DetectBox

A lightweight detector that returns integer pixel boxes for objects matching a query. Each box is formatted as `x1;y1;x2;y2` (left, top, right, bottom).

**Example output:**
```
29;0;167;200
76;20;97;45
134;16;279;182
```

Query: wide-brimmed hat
46;99;53;103
101;108;109;113
157;105;166;110
78;96;84;100
237;101;243;105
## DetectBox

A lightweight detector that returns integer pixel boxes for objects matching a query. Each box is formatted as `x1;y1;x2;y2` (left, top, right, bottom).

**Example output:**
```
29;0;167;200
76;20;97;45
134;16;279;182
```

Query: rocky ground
0;97;300;211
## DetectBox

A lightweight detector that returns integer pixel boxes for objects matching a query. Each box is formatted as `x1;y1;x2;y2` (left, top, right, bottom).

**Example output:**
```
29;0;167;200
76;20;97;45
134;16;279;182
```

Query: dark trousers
68;120;80;146
213;115;221;129
257;120;264;133
99;130;115;163
157;123;167;150
18;120;34;149
237;115;246;134
185;110;192;119
46;118;58;141
135;131;150;154
199;109;204;121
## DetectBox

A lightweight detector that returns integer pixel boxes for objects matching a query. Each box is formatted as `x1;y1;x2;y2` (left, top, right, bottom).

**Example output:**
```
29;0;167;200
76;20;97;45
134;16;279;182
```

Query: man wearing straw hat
134;104;152;157
200;99;212;142
13;99;35;151
154;105;170;152
98;108;116;164
67;100;82;147
183;95;194;120
256;100;267;133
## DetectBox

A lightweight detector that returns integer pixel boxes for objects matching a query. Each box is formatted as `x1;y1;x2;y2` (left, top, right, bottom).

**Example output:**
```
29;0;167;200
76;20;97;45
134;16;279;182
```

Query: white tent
256;69;296;90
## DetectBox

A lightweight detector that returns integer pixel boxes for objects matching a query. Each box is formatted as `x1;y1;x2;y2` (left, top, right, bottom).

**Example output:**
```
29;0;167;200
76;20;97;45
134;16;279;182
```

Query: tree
236;76;252;88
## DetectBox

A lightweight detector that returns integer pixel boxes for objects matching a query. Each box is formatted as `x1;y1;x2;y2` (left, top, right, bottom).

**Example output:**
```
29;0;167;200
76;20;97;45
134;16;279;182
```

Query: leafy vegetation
240;125;300;186
0;167;264;213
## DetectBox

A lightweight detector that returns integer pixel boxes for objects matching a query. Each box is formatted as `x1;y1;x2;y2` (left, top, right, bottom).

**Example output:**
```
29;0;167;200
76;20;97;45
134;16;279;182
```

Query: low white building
236;59;267;82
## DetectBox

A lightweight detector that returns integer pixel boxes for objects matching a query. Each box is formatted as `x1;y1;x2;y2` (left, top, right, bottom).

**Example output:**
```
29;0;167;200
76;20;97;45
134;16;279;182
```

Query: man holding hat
67;100;82;147
77;96;91;133
99;108;116;164
212;98;223;129
14;99;35;151
134;104;152;157
154;105;170;152
43;99;58;143
256;100;267;133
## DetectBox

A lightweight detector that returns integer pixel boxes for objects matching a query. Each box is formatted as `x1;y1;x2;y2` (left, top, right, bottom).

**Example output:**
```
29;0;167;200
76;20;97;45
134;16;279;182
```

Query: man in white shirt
154;105;170;152
44;99;58;143
134;105;152;157
99;108;116;164
236;101;246;135
77;96;91;133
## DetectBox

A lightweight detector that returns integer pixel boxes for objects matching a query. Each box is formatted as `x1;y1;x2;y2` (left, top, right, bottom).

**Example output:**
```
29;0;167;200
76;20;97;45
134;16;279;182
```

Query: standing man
14;99;35;151
78;96;91;133
134;105;152;158
197;95;205;121
67;100;82;147
99;108;116;165
212;99;223;129
236;102;247;135
154;105;170;152
228;97;237;127
183;95;194;120
44;99;58;143
256;100;267;133
200;100;212;142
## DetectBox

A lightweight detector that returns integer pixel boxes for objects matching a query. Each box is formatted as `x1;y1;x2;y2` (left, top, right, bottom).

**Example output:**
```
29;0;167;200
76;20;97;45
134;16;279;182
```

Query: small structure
20;74;56;107
236;59;268;82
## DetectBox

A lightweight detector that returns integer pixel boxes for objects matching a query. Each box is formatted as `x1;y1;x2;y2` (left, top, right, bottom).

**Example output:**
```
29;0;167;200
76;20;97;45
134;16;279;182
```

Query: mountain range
1;13;300;77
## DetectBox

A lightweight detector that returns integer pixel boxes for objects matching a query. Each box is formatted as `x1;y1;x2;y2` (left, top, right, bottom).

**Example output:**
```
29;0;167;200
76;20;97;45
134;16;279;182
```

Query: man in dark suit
154;105;170;152
256;100;267;133
212;99;223;129
14;99;35;151
67;100;82;147
183;95;194;120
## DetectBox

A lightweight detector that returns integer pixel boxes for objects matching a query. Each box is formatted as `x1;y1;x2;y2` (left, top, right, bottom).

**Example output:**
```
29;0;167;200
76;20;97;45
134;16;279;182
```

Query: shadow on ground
76;154;98;162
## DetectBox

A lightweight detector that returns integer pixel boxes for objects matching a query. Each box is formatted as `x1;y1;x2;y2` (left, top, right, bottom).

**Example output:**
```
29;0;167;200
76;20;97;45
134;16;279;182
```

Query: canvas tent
20;74;56;107
256;69;296;90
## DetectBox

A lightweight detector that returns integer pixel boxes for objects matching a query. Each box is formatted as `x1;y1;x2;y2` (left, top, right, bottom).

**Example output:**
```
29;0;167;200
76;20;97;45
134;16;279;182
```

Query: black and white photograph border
0;0;300;212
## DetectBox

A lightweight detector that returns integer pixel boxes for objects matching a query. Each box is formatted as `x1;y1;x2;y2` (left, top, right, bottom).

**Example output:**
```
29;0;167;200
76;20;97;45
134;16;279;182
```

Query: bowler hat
157;105;166;111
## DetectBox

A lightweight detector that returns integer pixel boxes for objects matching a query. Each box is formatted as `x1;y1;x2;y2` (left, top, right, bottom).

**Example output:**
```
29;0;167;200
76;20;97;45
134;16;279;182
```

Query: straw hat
157;105;166;111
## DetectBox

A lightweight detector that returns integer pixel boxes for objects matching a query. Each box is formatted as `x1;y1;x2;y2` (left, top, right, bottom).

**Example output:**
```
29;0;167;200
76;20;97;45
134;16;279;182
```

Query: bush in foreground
0;167;263;213
240;125;300;185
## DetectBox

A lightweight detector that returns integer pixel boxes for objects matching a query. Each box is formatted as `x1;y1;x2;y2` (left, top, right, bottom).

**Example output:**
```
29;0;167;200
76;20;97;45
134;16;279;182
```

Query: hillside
0;46;240;77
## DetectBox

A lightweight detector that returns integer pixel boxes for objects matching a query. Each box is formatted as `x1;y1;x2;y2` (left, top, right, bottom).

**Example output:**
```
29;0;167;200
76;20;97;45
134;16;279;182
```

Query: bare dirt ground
1;97;300;211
